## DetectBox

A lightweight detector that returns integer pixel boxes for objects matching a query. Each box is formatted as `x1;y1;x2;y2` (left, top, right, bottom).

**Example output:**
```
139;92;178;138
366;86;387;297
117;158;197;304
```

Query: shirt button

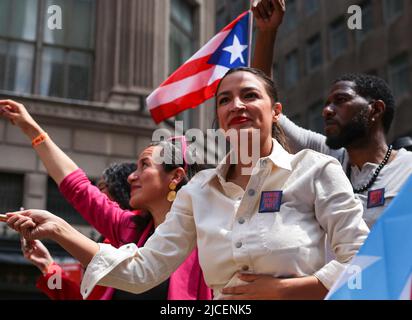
238;218;245;224
248;189;256;197
235;242;242;248
261;159;268;167
242;265;249;271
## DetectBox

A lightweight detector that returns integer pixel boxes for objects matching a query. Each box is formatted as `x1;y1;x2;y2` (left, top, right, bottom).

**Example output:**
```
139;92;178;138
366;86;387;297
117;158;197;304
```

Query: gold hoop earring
167;182;177;202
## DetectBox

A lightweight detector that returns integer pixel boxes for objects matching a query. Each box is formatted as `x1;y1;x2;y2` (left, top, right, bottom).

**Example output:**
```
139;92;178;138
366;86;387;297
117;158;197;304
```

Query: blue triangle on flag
208;12;250;68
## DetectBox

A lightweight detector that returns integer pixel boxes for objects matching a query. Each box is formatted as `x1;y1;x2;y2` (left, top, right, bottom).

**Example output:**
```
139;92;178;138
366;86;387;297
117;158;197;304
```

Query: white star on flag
223;35;248;65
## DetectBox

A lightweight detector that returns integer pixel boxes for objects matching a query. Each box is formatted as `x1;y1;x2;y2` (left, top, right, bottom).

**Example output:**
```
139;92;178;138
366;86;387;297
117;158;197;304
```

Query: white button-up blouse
80;139;369;299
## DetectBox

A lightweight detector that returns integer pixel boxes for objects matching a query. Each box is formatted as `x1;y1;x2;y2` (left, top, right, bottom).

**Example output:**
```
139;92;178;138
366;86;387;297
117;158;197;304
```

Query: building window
169;0;195;74
356;0;374;42
283;0;298;31
329;17;348;59
216;5;229;31
216;0;249;31
383;0;403;22
46;178;88;226
306;34;322;72
285;50;299;89
307;101;324;134
170;0;197;129
0;172;24;214
0;264;42;299
304;0;319;16
0;0;38;93
0;0;96;101
389;53;410;98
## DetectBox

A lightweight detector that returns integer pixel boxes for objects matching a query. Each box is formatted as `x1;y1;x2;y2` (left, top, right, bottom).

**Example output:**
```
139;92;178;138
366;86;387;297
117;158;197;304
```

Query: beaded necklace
347;145;393;194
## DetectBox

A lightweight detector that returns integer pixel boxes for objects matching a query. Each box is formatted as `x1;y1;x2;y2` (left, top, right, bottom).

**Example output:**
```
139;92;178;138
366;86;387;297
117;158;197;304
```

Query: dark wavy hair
132;140;214;233
215;67;290;152
334;73;396;134
102;162;136;210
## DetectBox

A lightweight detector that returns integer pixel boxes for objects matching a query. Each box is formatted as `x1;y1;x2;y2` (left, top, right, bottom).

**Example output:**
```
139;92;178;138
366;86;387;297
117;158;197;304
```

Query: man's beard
325;111;369;150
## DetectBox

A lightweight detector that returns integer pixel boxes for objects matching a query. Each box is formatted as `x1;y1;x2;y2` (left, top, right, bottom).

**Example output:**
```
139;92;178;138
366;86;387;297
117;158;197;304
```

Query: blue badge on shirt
367;188;386;208
259;191;283;213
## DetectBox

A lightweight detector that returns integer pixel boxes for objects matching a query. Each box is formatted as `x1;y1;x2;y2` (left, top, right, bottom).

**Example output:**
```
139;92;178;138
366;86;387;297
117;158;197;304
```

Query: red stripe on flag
162;56;214;86
159;11;249;88
150;80;221;124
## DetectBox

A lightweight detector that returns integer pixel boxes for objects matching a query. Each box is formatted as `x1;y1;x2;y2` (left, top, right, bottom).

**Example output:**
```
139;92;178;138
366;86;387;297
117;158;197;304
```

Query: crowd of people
0;0;411;300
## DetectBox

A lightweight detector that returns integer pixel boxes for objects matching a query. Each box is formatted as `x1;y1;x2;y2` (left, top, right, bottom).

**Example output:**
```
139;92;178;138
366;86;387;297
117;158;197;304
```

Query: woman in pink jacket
0;99;212;300
23;162;143;300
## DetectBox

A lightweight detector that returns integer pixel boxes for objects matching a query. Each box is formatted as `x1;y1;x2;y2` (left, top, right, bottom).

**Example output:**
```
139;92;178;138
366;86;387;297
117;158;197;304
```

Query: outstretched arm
0;100;78;185
251;0;285;77
6;210;99;267
1;100;138;246
279;114;346;162
250;3;346;162
7;210;99;267
6;187;197;299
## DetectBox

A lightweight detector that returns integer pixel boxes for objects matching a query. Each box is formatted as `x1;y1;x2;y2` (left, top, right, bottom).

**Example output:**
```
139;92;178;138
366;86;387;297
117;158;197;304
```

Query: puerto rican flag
147;11;251;124
326;175;412;300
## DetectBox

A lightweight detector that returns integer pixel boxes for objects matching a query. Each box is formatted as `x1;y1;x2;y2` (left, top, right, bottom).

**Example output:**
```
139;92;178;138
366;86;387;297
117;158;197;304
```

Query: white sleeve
80;186;197;299
312;160;369;290
279;114;346;164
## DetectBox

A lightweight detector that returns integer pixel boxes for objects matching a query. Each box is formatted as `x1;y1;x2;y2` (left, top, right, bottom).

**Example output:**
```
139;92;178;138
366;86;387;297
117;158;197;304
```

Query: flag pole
247;1;255;67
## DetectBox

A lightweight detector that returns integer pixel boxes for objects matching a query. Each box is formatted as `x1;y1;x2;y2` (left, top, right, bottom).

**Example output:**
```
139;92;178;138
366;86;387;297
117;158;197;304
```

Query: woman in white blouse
5;67;369;300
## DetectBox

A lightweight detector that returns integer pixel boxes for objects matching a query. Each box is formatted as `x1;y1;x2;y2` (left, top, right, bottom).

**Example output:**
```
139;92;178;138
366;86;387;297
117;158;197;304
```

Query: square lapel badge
259;191;283;213
367;188;386;209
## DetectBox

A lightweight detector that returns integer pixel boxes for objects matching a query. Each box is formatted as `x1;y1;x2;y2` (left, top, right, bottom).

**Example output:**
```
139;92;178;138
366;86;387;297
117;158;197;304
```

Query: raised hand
7;210;99;268
252;0;286;31
21;238;54;274
0;100;37;130
6;210;65;241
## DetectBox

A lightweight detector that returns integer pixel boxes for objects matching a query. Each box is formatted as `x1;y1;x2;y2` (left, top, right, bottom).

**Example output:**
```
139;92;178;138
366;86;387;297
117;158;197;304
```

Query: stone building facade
0;0;216;298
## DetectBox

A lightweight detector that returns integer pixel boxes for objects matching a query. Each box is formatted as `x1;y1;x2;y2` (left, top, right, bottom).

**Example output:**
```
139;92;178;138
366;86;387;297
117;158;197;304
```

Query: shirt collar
201;139;293;187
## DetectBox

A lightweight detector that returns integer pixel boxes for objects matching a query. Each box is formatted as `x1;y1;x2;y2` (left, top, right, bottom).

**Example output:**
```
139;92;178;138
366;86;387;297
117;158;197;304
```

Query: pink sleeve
58;169;137;247
168;249;213;300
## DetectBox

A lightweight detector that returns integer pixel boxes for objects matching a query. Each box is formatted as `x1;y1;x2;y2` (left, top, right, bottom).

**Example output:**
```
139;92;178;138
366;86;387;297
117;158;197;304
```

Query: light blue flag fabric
326;175;412;300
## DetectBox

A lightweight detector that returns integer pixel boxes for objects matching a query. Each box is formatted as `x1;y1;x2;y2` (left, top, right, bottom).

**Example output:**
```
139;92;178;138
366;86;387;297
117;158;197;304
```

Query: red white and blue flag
147;11;251;124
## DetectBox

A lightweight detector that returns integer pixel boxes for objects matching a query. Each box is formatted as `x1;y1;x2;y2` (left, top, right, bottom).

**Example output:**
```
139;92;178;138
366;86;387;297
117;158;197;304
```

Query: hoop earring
167;182;177;202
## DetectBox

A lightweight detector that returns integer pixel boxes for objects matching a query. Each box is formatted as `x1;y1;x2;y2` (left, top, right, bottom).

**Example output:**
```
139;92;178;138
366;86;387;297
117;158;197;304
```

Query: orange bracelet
32;132;49;147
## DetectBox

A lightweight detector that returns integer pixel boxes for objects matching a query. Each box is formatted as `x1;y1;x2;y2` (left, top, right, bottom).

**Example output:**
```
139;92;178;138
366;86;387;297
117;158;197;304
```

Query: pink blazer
59;169;212;300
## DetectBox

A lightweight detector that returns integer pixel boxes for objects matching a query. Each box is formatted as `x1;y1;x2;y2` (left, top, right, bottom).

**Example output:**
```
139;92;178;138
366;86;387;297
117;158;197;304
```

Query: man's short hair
334;73;396;133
